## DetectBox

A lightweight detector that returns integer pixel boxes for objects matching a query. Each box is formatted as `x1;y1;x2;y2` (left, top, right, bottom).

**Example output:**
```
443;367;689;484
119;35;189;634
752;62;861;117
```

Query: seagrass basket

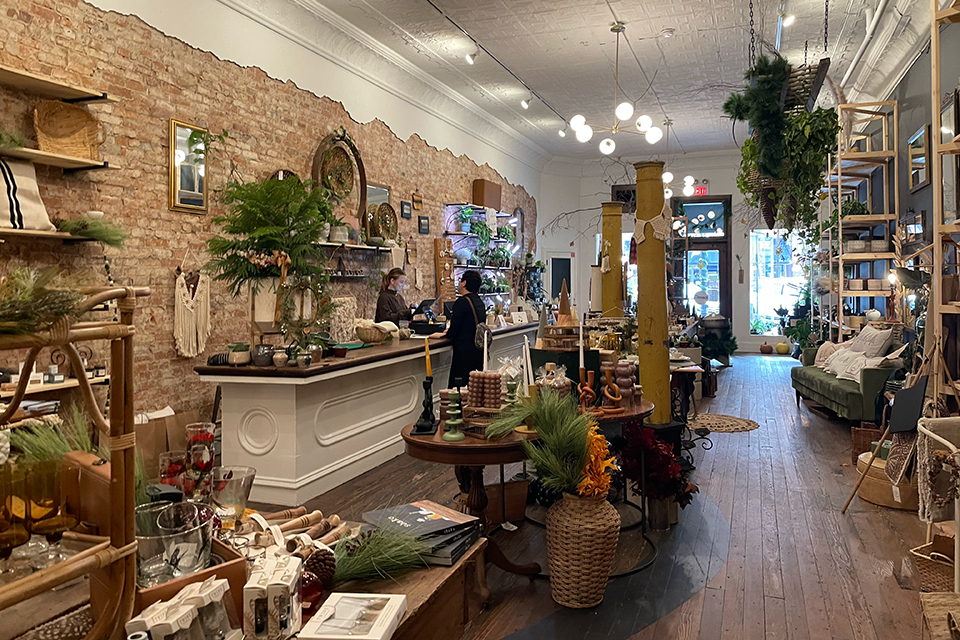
910;536;955;592
34;100;103;160
545;492;620;608
355;325;389;344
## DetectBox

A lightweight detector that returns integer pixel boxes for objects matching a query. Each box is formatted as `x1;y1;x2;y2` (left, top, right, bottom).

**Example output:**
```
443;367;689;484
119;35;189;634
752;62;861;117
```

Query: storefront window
749;230;806;335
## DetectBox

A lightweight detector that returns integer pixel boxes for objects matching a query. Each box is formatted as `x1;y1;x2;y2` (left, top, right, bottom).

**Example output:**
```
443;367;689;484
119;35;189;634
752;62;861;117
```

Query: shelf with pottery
317;241;392;253
452;264;513;272
0;376;110;399
447;203;513;218
0;228;97;243
842;291;893;298
195;321;539;504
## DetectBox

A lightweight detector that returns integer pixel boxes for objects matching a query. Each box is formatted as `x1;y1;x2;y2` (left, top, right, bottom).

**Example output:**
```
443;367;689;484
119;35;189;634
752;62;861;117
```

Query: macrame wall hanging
174;271;211;358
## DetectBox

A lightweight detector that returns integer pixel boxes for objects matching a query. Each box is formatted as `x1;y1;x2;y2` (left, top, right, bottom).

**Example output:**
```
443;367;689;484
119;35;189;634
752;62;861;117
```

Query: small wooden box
472;179;501;211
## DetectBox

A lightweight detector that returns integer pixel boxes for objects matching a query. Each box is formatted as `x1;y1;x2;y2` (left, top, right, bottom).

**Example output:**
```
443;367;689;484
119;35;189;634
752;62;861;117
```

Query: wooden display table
401;423;541;576
332;539;488;640
921;592;960;639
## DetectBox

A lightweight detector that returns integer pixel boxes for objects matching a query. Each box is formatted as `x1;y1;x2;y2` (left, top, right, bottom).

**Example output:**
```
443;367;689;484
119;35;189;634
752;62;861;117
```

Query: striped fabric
0;159;55;231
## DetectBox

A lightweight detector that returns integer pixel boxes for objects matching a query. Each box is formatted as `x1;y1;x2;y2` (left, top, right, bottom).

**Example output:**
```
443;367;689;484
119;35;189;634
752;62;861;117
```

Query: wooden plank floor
255;355;928;639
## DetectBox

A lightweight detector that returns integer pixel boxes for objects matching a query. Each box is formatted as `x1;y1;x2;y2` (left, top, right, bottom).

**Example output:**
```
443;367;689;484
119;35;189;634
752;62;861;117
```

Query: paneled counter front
195;323;538;504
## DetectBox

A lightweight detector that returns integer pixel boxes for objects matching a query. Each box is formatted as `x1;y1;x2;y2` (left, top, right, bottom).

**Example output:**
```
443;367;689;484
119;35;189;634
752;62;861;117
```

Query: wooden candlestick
578;367;596;412
278;510;324;533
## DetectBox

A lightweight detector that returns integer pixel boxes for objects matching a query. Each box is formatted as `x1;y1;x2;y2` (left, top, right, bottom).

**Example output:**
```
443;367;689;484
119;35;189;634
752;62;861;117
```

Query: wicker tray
911;535;955;592
34;100;103;160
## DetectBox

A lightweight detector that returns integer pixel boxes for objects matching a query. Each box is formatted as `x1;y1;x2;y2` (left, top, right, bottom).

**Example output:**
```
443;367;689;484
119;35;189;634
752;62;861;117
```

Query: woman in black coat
434;270;485;388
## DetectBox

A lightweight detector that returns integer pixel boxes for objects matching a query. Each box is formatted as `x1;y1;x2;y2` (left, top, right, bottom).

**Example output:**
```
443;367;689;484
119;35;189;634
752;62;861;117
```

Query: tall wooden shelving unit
831;102;900;342
931;0;960;407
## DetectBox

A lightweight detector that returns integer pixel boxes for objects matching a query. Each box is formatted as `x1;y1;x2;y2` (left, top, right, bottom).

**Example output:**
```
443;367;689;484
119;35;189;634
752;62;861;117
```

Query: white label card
892;485;901;503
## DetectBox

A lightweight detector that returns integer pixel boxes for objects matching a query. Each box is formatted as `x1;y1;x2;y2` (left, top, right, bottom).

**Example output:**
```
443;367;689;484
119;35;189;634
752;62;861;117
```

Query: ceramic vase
296;354;312;368
227;350;250;366
545;493;620;608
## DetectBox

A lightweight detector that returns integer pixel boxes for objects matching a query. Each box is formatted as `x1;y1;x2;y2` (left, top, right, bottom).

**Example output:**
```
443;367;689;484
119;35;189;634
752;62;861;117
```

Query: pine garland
57;218;126;248
0;267;83;335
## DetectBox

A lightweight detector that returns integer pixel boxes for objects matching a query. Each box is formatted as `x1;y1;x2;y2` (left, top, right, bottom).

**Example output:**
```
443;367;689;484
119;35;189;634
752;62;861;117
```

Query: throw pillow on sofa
837;353;869;382
848;325;893;358
815;341;842;367
0;159;55;231
827;348;861;376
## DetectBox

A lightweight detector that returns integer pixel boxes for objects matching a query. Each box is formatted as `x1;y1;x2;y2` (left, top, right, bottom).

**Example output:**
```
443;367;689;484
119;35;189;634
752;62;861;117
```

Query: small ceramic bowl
331;347;348;357
83;210;105;220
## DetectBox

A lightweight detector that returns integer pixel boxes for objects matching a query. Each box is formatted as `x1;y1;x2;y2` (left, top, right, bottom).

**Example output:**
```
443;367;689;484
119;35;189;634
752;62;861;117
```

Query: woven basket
851;424;881;465
355;325;389;344
545;492;620;608
34;100;103;160
911;536;955;592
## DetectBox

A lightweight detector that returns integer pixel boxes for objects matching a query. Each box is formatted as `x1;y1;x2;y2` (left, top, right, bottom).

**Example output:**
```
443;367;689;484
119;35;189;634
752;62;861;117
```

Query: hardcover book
362;500;478;540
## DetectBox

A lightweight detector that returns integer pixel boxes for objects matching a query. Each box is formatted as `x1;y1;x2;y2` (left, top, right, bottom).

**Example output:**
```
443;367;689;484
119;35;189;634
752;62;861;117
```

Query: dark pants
448;344;483;389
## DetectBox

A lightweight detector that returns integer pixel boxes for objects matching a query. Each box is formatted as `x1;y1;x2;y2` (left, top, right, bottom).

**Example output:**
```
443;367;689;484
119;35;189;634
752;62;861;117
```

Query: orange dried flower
577;422;618;497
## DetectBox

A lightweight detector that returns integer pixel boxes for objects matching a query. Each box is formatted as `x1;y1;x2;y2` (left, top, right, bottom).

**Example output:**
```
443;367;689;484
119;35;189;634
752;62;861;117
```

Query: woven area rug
689;413;759;433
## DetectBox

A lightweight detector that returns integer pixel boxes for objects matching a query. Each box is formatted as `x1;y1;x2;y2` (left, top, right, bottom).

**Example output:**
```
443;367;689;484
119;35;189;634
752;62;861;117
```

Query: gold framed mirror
169;120;208;213
908;125;930;193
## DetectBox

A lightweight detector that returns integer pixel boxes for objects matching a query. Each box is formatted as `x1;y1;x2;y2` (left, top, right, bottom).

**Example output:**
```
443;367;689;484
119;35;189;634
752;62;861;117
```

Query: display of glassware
25;458;79;570
0;462;30;584
136;501;216;588
184;423;216;502
211;466;256;533
159;450;187;490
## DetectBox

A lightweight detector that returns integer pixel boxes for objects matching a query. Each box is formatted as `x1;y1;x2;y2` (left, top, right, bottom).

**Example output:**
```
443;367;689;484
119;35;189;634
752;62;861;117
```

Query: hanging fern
723;55;791;178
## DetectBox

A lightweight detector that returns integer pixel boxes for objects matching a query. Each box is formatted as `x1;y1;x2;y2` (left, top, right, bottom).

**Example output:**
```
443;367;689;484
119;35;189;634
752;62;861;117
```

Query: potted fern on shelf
205;176;339;334
486;389;619;608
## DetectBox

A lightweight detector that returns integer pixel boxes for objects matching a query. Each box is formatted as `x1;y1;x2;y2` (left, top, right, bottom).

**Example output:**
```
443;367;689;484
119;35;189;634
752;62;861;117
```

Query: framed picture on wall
418;215;430;234
945;89;960;225
401;201;412;219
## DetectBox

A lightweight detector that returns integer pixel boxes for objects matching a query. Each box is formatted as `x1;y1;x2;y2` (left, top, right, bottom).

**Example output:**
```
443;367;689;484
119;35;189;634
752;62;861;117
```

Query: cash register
409;298;447;335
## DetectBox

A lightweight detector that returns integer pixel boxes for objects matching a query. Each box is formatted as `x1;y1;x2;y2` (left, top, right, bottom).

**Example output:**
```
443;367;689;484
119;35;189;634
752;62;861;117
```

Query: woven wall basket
34;100;103;160
545;492;620;608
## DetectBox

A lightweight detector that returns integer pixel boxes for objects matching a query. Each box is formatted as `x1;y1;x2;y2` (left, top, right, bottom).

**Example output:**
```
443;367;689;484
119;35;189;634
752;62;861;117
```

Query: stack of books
362;500;480;566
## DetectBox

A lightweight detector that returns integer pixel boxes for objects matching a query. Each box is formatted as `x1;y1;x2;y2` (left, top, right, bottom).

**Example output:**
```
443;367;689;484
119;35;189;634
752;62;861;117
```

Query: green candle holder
443;390;465;441
505;380;519;404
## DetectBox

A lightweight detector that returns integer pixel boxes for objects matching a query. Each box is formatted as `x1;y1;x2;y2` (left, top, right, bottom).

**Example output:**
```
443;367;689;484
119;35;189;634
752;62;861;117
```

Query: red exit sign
694;186;708;196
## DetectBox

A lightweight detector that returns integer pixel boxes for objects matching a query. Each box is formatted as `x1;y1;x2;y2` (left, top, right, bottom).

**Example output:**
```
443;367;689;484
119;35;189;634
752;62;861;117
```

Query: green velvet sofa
789;347;897;423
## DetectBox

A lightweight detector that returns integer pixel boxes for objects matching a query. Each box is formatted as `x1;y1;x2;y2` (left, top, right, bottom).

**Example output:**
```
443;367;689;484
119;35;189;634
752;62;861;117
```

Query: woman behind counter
375;268;413;324
433;270;485;388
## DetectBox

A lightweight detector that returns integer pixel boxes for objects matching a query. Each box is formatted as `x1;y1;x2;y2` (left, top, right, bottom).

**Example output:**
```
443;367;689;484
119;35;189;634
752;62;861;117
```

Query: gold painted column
634;161;671;424
600;201;624;317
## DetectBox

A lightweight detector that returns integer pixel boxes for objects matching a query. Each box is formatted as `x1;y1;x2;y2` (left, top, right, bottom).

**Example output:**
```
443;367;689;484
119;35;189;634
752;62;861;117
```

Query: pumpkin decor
775;341;790;354
760;342;773;354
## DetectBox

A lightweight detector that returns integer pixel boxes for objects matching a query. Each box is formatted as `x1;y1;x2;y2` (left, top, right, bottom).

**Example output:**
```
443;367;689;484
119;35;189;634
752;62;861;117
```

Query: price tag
892;485;901;503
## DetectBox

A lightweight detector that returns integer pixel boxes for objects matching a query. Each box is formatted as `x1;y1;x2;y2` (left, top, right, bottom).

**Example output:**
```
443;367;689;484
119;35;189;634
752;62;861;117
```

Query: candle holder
578;367;597;412
442;389;465;441
505;380;519;404
411;376;439;435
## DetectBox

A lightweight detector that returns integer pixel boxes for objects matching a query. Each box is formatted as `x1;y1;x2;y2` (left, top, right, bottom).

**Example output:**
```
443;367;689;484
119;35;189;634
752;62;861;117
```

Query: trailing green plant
332;528;428;585
0;127;26;150
486;389;591;494
472;220;493;245
833;199;869;217
497;225;515;243
489;246;511;267
456;207;475;225
206;176;337;296
723;55;791;178
781;107;841;242
186;128;229;164
56;218;126;248
0;267;83;335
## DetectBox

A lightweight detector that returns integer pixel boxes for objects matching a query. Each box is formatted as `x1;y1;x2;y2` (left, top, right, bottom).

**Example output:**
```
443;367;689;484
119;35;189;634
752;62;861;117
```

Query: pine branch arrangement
0;267;83;335
56;218;126;247
206;177;338;296
332;528;429;585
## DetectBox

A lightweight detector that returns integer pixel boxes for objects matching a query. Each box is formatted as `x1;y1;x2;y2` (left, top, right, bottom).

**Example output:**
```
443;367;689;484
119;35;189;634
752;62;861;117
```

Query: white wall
88;0;548;200
538;152;773;351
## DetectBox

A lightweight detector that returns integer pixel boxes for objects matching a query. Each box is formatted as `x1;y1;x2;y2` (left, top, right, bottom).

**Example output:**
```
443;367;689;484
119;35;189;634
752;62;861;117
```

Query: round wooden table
401;423;541;576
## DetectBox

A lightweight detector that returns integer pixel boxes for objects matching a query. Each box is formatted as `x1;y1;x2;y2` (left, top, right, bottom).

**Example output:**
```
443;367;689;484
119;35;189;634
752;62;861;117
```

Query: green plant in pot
456;207;474;234
485;389;619;608
227;341;251;365
497;225;515;243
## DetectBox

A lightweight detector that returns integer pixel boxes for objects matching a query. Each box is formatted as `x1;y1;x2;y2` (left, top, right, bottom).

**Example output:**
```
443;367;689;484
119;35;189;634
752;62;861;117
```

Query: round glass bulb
599;138;616;155
707;210;716;219
783;14;796;26
558;128;566;137
672;220;683;230
520;98;530;109
684;185;696;197
645;126;663;144
683;175;695;186
636;114;653;132
570;114;586;130
664;187;673;199
697;213;705;221
575;125;594;143
662;171;674;183
615;102;634;121
887;272;897;284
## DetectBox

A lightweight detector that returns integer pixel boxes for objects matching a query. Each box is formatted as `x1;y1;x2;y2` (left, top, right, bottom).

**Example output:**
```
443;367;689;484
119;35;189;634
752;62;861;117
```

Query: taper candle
579;317;585;369
424;337;432;377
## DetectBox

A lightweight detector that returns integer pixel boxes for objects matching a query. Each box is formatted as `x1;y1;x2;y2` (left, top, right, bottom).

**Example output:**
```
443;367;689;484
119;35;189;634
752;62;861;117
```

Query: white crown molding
213;0;551;174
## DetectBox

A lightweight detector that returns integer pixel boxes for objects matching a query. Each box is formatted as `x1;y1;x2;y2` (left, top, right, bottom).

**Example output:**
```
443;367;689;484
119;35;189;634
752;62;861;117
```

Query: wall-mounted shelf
842;291;892;297
838;214;897;227
0;64;116;104
834;252;897;263
453;264;512;272
317;241;391;253
0;376;109;399
0;228;93;243
0;147;112;171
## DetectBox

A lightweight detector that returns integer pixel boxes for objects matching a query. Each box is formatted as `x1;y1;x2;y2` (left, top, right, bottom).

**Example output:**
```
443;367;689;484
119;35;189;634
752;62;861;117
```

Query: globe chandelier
659;121;698;199
568;22;663;155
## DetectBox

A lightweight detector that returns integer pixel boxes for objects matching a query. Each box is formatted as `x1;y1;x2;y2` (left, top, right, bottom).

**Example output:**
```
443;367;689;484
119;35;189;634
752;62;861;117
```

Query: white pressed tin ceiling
295;0;927;160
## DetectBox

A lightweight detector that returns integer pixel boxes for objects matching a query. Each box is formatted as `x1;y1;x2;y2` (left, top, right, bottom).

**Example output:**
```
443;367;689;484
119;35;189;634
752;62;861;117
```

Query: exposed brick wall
0;0;537;413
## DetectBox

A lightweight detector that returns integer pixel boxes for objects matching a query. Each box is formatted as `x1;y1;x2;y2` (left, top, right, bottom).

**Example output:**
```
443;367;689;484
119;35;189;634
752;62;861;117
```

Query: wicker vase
545;492;620;608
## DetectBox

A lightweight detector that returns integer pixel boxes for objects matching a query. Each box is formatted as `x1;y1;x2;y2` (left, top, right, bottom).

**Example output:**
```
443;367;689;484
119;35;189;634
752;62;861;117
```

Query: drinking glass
0;462;30;584
184;423;216;502
25;458;80;569
135;501;214;587
211;466;256;533
158;450;187;490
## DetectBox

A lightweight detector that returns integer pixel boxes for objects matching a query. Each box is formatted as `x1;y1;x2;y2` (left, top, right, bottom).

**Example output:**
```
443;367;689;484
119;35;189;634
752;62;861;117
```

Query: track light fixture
465;51;478;64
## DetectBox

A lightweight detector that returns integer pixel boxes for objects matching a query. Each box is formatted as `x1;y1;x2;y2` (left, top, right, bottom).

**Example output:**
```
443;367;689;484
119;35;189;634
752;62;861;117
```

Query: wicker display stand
0;286;149;639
